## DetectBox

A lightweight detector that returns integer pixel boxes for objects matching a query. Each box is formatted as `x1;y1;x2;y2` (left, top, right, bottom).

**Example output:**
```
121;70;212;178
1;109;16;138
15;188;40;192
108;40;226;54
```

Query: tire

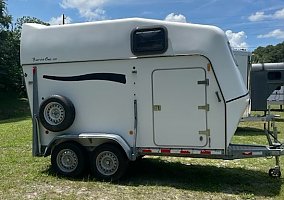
51;142;86;177
269;168;281;178
39;95;75;132
91;144;129;181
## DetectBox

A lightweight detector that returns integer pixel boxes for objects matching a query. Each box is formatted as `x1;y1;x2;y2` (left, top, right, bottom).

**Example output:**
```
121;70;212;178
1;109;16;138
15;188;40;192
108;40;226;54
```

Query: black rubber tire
91;144;129;181
51;142;86;177
269;168;281;178
39;95;75;132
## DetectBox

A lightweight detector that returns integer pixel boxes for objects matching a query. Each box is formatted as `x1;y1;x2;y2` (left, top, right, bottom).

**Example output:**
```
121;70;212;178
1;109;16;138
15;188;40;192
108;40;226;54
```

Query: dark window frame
268;71;282;80
131;26;168;56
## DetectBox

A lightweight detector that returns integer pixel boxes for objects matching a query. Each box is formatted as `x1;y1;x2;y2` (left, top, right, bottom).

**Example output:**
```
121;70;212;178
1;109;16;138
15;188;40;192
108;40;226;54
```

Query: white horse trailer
20;18;284;180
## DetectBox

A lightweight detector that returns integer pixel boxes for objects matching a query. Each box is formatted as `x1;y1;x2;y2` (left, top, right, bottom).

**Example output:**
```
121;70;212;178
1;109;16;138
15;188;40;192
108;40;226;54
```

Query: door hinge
198;104;210;111
153;105;161;111
197;78;209;85
199;129;210;136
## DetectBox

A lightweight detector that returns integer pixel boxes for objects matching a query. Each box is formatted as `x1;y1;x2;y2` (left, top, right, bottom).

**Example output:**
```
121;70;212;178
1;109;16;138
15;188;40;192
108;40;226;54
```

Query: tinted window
131;27;168;55
268;71;281;80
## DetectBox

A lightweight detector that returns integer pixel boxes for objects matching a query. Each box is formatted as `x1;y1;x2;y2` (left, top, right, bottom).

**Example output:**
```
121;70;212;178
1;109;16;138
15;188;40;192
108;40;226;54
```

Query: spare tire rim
96;151;119;176
44;102;65;125
57;149;78;173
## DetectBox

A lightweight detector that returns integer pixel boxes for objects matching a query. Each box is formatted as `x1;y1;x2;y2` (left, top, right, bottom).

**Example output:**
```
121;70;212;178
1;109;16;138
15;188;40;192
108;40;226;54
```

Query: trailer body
22;18;281;180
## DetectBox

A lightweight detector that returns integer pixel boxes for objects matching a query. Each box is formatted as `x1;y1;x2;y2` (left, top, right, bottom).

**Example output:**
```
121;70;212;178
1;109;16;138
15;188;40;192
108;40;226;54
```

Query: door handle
215;91;221;102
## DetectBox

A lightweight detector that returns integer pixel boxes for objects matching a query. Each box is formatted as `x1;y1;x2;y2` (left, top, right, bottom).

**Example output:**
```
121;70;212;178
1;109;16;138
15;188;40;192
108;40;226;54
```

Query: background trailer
250;63;284;111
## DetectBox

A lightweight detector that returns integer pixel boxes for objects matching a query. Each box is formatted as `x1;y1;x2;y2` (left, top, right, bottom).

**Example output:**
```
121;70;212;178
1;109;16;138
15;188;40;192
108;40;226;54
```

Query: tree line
0;0;48;96
0;0;284;96
252;42;284;63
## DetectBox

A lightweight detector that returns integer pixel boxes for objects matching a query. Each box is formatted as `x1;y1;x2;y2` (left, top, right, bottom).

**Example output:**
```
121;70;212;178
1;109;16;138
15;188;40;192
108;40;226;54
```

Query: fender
44;133;135;161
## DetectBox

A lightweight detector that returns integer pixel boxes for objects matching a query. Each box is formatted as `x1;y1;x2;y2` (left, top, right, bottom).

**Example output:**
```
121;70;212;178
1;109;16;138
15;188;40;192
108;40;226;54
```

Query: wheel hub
96;151;119;176
44;102;65;125
57;149;78;173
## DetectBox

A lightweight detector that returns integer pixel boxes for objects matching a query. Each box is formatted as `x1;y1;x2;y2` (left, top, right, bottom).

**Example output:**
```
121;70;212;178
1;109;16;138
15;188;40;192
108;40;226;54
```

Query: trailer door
152;68;208;147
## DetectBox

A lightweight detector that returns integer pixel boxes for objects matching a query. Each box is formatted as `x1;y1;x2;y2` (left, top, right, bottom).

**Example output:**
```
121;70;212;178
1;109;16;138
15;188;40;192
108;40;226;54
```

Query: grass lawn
1;94;284;199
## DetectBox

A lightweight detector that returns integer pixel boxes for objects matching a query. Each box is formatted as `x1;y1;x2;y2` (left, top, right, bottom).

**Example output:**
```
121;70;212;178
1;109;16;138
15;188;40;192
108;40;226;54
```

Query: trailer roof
20;18;228;65
20;18;247;102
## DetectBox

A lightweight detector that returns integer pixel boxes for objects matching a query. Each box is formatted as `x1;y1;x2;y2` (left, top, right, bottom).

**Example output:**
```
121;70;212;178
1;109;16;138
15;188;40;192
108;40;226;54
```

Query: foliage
0;90;30;120
0;0;49;95
14;16;49;36
0;0;13;90
0;0;11;30
252;42;284;63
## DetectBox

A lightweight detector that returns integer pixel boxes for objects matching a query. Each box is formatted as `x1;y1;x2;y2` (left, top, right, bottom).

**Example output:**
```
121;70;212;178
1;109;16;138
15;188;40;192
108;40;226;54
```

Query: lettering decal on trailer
33;57;58;62
43;73;126;84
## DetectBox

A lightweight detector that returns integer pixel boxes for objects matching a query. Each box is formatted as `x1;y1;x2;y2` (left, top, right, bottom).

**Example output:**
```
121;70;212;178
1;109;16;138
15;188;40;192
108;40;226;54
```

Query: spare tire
39;95;75;132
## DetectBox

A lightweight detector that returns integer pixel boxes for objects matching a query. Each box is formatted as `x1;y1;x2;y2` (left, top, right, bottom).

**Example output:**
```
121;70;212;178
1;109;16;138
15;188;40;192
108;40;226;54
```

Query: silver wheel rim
44;102;65;125
57;149;78;173
96;151;119;176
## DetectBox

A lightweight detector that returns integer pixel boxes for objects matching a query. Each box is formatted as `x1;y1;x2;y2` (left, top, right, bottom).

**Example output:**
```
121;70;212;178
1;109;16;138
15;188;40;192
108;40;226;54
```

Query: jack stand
269;156;281;177
265;106;282;177
270;122;282;177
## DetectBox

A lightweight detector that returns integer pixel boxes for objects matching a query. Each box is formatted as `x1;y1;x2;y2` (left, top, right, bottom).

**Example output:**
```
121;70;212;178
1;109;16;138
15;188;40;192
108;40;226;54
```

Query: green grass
1;99;284;199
